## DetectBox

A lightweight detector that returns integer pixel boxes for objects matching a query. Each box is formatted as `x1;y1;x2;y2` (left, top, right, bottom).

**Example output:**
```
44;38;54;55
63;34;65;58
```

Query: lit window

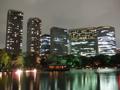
17;25;19;28
20;43;22;47
14;17;17;19
31;28;34;30
19;13;23;16
20;29;22;32
15;34;17;37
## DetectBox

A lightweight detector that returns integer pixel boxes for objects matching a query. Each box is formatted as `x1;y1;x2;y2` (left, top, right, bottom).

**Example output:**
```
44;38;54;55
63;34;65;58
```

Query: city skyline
1;0;120;51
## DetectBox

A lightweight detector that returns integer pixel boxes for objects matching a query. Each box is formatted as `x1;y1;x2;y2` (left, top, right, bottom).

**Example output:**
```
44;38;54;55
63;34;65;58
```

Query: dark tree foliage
111;53;120;67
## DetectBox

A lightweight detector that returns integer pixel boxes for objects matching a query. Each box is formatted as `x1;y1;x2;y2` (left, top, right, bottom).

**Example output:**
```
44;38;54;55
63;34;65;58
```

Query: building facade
40;34;51;56
6;10;23;55
50;26;116;57
69;26;116;56
27;18;41;55
69;27;98;56
50;27;69;55
97;26;116;55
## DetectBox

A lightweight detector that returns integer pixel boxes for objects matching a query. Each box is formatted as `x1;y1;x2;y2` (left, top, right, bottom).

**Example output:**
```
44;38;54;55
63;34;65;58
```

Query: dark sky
0;0;120;51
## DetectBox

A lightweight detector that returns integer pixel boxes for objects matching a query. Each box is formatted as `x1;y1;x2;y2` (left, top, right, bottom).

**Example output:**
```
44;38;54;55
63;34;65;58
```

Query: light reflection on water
0;70;120;90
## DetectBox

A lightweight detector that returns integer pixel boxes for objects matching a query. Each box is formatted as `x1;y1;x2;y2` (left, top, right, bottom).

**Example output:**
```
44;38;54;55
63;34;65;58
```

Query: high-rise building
50;26;116;57
97;26;116;55
69;26;116;56
50;27;69;55
6;10;23;55
27;18;41;55
69;27;98;56
40;34;51;56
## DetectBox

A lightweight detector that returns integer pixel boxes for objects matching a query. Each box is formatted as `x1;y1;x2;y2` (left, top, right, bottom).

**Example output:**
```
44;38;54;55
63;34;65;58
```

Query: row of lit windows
69;33;96;41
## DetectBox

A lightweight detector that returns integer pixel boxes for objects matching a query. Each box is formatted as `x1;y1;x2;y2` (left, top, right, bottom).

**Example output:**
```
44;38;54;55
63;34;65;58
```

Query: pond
0;69;120;90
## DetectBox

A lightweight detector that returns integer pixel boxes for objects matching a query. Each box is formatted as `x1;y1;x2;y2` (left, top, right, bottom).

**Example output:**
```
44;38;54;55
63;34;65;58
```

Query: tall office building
50;26;116;57
97;26;116;55
40;34;51;56
50;27;69;55
27;18;41;55
69;27;98;56
69;26;116;56
6;10;23;55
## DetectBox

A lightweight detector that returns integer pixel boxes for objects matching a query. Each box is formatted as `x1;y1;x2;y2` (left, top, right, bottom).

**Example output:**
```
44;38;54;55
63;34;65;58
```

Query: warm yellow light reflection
32;69;37;82
0;72;2;78
15;69;23;82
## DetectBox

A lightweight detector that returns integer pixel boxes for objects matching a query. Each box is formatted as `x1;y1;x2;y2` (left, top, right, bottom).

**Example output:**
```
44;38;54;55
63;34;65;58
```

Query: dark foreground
0;69;120;90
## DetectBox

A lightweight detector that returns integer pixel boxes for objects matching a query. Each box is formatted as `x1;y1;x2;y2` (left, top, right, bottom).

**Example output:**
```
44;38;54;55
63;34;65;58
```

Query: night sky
0;0;120;51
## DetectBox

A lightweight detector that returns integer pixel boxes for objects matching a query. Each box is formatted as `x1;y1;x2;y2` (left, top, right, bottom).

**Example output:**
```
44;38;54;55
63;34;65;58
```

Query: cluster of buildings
6;10;42;55
5;9;116;57
51;26;116;56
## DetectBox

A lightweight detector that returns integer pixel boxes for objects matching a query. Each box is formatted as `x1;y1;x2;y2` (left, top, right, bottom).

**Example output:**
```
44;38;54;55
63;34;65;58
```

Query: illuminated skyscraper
40;34;51;56
69;26;116;56
69;27;98;56
50;27;69;55
50;26;116;57
97;26;116;55
6;10;23;54
27;18;41;55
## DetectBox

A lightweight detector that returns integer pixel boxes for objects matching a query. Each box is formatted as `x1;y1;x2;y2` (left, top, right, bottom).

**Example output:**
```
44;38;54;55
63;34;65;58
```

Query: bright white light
25;70;31;73
15;69;23;82
32;69;37;82
15;69;23;75
32;69;37;73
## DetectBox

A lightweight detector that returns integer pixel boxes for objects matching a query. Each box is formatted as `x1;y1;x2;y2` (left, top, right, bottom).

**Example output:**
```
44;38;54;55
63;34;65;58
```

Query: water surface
0;69;120;90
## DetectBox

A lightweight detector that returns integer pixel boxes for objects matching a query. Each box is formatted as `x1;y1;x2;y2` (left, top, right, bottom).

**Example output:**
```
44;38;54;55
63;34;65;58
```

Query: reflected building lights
0;71;120;90
99;73;118;90
0;72;2;79
66;80;71;90
32;69;37;82
15;69;23;82
72;72;97;90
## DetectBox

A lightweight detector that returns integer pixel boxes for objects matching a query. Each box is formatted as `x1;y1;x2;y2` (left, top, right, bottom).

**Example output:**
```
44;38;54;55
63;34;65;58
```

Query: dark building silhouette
50;27;69;55
27;18;41;55
6;10;23;55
